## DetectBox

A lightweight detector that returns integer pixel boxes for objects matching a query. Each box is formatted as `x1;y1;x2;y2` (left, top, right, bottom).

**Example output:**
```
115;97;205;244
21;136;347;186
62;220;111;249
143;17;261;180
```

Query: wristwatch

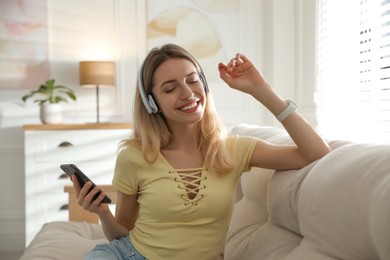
276;100;297;122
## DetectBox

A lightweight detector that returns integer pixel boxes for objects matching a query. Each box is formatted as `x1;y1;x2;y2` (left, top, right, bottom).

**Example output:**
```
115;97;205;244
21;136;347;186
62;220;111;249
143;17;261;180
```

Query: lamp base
96;85;100;123
86;121;111;125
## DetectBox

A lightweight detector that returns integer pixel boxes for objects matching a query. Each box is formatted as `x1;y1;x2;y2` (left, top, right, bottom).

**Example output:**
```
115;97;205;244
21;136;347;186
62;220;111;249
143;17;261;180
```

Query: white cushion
225;124;390;260
20;221;107;260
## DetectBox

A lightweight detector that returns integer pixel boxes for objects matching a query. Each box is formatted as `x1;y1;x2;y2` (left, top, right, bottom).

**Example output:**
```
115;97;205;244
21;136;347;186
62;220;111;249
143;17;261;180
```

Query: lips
180;102;197;111
178;98;200;112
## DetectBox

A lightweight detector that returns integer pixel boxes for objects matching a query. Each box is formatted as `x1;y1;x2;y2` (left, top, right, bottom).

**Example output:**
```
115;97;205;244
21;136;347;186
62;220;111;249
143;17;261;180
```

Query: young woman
72;43;331;260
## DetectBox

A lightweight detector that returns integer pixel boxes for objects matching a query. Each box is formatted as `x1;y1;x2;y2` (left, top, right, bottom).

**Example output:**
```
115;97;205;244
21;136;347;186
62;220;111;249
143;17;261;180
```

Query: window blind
316;0;390;143
378;0;390;138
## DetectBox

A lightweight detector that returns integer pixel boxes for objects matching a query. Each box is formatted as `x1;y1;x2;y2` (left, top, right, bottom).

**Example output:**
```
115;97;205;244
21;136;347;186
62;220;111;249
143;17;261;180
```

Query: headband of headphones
138;60;209;114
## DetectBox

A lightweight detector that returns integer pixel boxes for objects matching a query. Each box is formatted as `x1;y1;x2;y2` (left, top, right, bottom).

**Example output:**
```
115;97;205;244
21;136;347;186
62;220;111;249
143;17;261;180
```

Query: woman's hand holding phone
71;174;110;215
60;164;111;215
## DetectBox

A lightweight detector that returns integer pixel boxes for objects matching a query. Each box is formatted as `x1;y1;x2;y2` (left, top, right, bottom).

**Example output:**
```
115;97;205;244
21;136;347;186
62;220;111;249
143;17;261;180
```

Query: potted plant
22;79;77;124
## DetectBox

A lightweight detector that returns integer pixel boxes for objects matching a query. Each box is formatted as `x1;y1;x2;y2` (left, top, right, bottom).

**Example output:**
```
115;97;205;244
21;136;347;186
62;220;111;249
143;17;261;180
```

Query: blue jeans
85;236;147;260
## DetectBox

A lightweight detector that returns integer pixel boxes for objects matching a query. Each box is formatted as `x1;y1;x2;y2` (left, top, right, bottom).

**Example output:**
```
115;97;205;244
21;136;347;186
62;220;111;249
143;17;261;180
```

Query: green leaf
20;79;77;104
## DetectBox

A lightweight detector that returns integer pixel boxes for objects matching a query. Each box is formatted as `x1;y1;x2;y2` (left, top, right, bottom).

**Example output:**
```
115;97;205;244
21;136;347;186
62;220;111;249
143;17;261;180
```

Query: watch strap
276;100;296;122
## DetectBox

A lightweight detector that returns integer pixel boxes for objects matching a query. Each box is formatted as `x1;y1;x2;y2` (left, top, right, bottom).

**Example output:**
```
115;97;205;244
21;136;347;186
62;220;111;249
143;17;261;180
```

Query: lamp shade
79;61;116;87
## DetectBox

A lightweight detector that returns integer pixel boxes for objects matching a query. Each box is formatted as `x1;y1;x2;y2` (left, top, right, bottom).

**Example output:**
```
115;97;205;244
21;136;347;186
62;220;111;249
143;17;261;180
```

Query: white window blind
316;0;390;143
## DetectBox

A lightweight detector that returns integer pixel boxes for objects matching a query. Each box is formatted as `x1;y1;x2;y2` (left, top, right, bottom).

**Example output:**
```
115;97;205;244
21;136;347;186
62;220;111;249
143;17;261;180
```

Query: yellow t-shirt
112;135;257;260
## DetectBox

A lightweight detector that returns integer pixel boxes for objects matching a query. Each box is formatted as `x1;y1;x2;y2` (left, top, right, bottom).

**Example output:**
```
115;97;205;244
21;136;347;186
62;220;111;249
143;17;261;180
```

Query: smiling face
151;58;207;128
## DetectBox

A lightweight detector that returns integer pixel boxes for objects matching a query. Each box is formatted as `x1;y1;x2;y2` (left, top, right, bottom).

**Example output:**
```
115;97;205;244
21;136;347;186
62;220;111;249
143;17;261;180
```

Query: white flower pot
40;103;63;124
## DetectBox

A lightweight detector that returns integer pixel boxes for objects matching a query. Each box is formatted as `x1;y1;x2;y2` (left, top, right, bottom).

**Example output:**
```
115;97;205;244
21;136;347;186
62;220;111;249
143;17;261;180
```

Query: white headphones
138;62;209;114
138;65;159;114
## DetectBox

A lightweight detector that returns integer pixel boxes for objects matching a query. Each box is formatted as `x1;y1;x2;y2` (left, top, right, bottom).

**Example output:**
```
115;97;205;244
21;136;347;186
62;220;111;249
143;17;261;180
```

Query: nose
179;83;194;99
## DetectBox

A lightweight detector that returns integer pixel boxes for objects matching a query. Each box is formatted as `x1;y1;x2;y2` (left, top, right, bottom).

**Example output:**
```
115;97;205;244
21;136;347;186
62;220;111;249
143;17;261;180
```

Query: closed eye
165;87;176;93
187;75;200;85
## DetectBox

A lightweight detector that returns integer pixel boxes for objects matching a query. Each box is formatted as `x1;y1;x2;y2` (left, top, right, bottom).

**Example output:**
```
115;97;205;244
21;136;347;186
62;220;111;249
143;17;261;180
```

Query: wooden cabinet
23;124;131;246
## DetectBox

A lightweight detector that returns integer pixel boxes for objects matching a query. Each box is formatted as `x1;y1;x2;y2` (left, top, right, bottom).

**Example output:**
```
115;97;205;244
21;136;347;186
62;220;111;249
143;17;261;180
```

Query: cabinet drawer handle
59;173;69;179
58;141;73;148
59;204;69;210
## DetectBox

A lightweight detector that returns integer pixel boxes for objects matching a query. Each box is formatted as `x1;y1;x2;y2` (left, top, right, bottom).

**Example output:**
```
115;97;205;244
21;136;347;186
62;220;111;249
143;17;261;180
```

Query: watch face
287;100;297;108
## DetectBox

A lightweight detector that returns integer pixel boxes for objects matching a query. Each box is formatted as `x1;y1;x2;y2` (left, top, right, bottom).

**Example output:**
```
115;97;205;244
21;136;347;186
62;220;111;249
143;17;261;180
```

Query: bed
20;185;117;260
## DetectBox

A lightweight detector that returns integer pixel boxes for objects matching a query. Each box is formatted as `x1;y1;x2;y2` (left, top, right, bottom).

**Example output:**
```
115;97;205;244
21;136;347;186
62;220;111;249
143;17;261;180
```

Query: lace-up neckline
169;167;207;206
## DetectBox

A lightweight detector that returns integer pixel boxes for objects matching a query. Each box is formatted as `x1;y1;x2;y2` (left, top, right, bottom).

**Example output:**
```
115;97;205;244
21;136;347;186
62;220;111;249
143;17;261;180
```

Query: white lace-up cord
170;168;207;206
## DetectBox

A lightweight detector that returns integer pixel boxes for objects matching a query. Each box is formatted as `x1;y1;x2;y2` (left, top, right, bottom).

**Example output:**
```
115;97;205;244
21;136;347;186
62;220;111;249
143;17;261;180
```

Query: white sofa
20;124;390;260
225;124;390;260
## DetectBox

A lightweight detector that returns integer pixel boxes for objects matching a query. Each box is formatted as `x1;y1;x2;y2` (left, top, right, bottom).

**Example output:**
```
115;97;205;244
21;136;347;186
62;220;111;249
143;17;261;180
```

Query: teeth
181;102;197;111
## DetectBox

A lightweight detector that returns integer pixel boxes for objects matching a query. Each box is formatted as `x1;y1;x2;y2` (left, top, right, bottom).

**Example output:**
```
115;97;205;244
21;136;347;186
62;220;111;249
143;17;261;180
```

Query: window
316;0;390;143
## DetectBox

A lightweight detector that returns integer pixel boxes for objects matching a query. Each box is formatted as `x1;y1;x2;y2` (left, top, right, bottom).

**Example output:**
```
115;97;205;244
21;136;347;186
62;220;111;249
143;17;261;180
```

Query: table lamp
79;61;116;123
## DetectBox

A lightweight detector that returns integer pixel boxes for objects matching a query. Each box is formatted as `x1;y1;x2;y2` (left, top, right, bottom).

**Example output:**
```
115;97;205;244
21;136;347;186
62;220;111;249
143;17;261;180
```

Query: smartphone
60;164;111;203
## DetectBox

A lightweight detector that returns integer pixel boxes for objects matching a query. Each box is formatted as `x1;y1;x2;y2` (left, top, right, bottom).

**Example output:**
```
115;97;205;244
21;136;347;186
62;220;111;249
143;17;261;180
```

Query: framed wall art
0;0;49;89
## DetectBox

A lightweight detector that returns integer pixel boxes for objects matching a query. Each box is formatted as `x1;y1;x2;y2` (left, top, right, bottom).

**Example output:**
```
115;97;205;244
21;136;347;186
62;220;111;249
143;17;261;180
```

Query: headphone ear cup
138;66;159;114
147;94;159;114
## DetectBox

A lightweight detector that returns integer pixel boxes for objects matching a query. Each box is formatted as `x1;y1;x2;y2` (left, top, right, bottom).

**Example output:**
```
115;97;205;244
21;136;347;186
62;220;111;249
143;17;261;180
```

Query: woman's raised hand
218;53;268;95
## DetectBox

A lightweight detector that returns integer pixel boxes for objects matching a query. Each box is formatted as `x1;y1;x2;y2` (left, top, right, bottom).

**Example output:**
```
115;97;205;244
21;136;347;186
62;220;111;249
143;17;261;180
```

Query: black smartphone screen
60;164;111;203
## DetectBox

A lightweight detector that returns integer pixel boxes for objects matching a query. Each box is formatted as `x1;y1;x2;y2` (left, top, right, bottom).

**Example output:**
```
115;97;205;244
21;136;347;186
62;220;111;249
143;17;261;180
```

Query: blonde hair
122;44;233;174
